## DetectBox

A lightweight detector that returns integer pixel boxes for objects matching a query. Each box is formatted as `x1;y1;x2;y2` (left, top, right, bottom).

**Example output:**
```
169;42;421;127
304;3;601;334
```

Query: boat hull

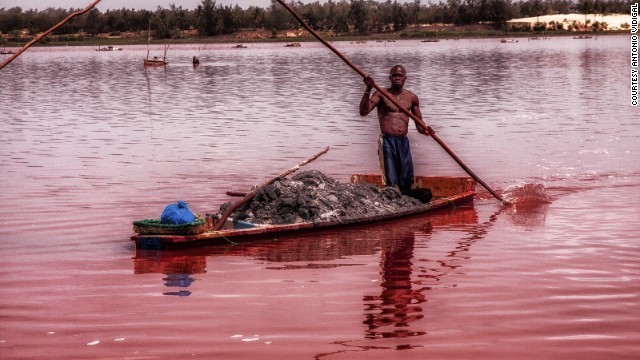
143;59;167;66
131;175;476;249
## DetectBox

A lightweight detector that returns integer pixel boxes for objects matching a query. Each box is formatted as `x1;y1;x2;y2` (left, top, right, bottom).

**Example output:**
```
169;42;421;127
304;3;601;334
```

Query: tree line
0;0;634;41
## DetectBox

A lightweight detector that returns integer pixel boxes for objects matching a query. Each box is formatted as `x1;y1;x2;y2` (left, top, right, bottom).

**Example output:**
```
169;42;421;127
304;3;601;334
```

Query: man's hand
418;125;435;136
363;75;374;92
425;125;435;136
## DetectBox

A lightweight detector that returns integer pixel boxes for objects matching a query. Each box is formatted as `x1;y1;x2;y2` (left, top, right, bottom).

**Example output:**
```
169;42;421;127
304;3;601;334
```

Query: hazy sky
0;0;275;10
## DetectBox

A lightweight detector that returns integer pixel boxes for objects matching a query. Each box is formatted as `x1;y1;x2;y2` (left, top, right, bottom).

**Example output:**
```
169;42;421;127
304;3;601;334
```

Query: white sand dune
509;13;632;30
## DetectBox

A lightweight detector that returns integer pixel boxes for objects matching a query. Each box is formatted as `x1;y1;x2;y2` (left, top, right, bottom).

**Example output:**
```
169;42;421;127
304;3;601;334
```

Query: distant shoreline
0;13;631;48
0;29;629;48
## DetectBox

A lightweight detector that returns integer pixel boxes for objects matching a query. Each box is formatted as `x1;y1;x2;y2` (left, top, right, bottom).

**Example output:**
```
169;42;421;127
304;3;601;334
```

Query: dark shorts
378;134;414;191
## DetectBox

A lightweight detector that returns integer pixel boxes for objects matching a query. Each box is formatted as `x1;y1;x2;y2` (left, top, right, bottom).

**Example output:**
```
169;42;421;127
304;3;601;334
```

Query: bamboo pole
212;147;330;231
0;0;102;71
275;0;510;205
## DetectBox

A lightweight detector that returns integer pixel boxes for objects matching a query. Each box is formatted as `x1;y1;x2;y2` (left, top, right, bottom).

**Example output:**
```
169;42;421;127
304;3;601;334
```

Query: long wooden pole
0;0;102;71
213;146;330;231
275;0;510;205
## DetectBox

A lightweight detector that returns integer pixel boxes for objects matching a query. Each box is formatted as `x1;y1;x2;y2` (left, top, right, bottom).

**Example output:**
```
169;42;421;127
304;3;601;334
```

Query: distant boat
144;22;168;67
144;56;168;67
573;35;593;39
233;44;247;48
96;45;122;51
421;37;439;43
0;47;15;54
501;39;518;43
192;56;200;66
284;42;301;47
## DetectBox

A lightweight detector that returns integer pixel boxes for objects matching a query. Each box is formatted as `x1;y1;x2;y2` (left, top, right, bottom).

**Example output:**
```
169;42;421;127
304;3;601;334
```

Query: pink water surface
0;36;638;359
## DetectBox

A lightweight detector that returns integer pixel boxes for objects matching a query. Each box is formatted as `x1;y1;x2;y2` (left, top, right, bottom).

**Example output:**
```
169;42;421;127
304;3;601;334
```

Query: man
359;65;434;197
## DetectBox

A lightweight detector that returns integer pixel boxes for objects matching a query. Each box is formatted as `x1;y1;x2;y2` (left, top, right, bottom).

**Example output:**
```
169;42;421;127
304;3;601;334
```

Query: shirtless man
359;65;434;193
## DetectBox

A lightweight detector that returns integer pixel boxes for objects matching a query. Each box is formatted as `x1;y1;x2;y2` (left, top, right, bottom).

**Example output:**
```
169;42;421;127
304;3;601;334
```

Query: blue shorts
378;134;414;191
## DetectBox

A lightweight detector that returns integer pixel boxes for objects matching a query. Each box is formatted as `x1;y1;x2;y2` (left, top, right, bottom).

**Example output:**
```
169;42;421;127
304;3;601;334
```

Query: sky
0;0;276;10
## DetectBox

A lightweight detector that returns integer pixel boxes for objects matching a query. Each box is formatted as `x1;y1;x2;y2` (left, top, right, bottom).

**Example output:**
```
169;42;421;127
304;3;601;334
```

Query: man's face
389;69;406;88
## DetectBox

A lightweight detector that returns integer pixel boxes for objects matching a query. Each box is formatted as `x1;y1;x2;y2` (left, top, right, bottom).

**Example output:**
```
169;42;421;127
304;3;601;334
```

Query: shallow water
0;35;638;359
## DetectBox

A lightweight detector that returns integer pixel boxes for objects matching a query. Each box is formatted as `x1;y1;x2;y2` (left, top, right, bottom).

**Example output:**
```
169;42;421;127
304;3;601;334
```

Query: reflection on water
134;204;482;344
162;274;196;297
363;231;427;339
135;251;206;297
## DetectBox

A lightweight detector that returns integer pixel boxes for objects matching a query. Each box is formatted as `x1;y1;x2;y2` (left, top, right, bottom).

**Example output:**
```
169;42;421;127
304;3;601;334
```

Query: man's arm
359;76;379;116
411;94;434;136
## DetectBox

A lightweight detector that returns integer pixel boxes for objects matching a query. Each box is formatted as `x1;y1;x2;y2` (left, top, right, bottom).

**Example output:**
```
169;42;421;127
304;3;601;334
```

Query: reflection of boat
96;45;122;51
284;42;301;47
233;44;247;48
134;252;207;274
131;175;476;249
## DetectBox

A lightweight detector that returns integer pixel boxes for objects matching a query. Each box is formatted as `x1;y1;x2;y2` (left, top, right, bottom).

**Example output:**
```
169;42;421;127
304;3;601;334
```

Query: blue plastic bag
160;200;196;224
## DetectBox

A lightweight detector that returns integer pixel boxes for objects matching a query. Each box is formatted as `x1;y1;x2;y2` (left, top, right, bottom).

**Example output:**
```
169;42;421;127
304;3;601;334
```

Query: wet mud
223;170;424;224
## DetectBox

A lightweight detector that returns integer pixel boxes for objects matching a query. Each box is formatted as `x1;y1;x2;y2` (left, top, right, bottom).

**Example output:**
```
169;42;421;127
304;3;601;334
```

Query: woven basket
133;218;208;235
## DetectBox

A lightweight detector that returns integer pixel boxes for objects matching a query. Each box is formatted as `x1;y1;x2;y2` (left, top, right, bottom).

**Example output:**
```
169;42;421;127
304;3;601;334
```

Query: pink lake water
0;36;639;359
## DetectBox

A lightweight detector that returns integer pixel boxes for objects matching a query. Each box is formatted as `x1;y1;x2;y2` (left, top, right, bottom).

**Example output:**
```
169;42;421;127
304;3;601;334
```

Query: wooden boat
143;22;168;66
96;45;122;51
284;42;301;47
143;57;167;66
131;174;476;250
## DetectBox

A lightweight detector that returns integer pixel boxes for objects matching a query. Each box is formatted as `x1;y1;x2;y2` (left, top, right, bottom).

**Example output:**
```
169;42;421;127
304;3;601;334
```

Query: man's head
389;65;407;90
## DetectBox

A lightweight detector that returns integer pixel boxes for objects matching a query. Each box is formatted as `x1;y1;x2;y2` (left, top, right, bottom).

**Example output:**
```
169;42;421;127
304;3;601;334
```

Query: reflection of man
363;232;427;339
359;65;434;193
163;274;195;297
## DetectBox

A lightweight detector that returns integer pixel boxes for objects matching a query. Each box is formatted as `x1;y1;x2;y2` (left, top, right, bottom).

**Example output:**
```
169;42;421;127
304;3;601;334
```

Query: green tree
0;7;25;34
264;0;293;31
408;0;422;30
83;8;103;35
578;0;594;23
391;0;407;31
196;0;219;36
348;0;369;33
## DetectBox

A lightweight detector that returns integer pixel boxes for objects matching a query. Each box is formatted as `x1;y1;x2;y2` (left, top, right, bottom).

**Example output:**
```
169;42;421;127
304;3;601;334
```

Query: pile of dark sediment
222;170;425;225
